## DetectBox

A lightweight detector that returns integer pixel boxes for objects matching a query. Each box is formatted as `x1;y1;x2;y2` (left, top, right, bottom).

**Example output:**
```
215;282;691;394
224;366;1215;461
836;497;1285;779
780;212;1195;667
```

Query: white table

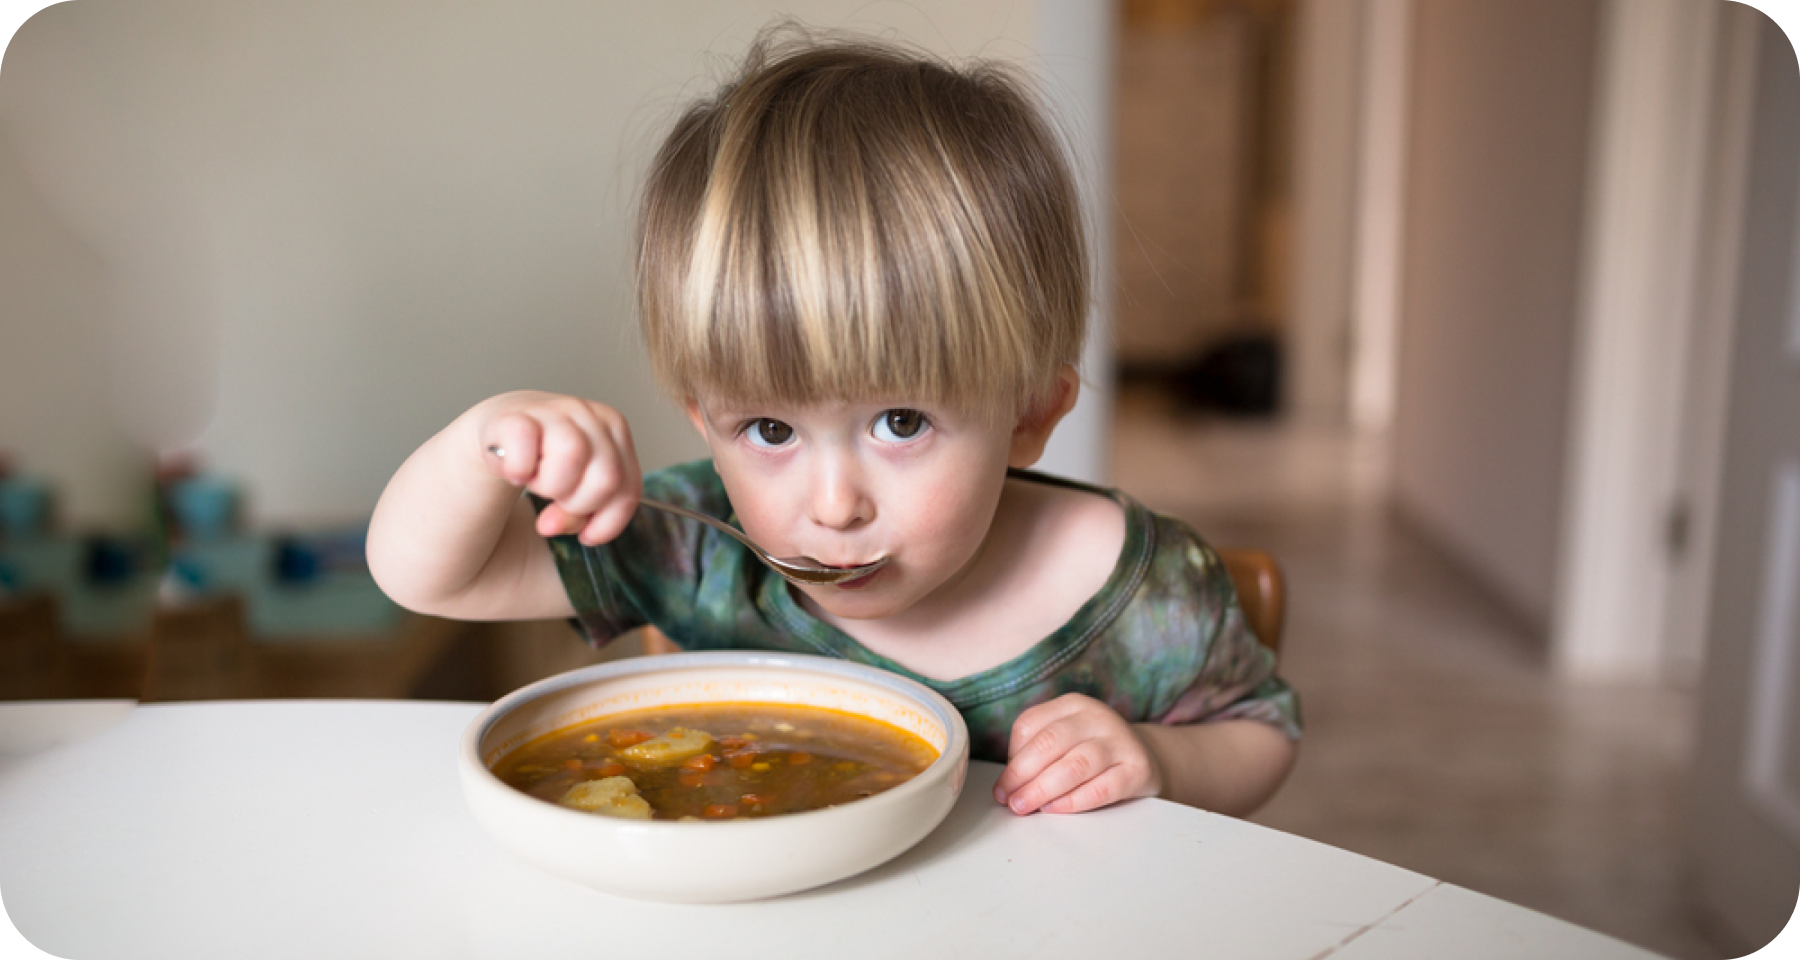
0;700;1662;959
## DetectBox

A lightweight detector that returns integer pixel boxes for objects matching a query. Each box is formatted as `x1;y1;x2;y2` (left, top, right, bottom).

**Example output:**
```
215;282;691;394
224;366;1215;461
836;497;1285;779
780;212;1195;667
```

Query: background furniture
1217;546;1285;655
0;594;60;700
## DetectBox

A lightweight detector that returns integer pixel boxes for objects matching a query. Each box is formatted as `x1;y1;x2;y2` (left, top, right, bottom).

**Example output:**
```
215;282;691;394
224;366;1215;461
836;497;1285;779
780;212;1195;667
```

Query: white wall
1390;0;1601;627
1032;0;1115;485
1688;9;1800;944
0;124;145;529
0;0;1113;529
1286;0;1363;426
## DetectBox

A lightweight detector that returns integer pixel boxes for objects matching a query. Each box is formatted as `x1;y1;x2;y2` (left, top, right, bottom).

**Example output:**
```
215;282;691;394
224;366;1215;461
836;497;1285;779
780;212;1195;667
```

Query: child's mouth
831;564;885;590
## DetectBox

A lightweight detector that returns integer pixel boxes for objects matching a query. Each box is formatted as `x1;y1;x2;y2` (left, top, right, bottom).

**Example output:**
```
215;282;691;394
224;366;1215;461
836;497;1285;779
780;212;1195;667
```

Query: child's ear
1008;365;1081;469
683;398;709;439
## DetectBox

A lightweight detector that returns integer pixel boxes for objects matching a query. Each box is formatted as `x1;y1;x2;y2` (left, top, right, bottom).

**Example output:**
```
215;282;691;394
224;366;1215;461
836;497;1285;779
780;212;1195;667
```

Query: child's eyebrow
693;399;751;420
692;400;780;429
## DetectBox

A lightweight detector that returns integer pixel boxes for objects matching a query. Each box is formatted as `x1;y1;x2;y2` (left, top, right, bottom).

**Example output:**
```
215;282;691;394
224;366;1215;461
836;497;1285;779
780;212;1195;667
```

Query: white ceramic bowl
458;650;970;903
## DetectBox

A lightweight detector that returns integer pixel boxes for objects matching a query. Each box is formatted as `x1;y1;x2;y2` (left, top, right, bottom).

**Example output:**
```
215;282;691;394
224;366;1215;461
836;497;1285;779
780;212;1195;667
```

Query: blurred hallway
1110;386;1723;960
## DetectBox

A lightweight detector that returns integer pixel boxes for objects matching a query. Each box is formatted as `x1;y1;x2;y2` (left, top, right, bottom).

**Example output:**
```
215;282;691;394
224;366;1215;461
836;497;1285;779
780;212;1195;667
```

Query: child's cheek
905;477;998;568
729;491;794;551
708;460;790;547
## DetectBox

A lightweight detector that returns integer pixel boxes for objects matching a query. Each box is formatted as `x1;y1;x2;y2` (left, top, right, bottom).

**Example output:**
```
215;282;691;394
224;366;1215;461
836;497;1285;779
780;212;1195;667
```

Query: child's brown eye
873;409;928;442
747;419;794;448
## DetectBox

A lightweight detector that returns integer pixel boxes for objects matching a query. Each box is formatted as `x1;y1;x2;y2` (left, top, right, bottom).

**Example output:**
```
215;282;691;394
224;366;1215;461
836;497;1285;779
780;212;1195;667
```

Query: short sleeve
1156;599;1302;739
1145;522;1303;740
535;461;728;646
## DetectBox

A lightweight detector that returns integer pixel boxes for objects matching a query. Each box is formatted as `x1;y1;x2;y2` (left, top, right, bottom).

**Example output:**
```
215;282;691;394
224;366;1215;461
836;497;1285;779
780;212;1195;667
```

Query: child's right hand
474;391;642;546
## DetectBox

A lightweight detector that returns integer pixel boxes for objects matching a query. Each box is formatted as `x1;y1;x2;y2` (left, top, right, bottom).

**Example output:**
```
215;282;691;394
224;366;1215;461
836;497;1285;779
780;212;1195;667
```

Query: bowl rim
459;649;971;830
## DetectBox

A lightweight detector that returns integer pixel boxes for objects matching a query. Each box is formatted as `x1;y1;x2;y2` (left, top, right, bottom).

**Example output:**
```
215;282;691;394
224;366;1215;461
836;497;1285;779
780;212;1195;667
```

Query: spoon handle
637;497;887;586
636;497;764;555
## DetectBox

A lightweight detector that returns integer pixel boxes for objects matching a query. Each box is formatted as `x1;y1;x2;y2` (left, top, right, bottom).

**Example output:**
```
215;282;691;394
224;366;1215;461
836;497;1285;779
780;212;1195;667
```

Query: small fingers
1001;740;1115;815
484;415;543;486
567;411;642;545
578;488;641;546
1039;765;1140;815
993;695;1100;800
522;403;644;546
527;418;593;503
558;442;622;520
534;502;581;539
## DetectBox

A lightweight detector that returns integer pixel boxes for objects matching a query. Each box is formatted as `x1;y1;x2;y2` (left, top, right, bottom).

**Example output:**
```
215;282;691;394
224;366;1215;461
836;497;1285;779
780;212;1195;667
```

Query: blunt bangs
637;31;1089;421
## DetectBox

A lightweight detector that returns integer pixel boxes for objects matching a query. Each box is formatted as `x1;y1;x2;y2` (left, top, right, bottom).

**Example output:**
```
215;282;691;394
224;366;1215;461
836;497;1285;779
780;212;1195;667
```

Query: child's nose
806;462;873;531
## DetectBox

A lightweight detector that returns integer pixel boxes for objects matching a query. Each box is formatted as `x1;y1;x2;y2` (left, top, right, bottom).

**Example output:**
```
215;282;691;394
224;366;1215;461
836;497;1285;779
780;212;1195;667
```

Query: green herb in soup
493;702;939;821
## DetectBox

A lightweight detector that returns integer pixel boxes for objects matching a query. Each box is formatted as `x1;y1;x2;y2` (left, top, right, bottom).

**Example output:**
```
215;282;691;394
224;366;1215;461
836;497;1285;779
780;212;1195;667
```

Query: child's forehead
690;390;1014;423
698;391;915;411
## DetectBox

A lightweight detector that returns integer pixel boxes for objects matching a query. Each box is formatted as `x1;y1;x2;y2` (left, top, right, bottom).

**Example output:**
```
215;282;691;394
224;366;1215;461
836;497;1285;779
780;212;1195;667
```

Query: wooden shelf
3;592;656;704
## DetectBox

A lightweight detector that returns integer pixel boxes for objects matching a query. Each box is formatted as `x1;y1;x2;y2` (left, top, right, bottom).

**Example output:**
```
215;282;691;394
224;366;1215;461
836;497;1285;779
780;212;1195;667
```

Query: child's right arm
366;391;641;622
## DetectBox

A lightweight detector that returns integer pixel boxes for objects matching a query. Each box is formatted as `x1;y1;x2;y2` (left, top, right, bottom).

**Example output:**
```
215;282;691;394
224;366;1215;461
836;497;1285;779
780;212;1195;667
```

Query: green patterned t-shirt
539;459;1302;763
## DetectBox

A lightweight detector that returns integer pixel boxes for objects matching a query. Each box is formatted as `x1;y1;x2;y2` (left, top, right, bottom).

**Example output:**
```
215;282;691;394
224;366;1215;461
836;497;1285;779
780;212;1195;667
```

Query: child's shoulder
1006;470;1234;608
999;469;1129;599
1035;477;1127;562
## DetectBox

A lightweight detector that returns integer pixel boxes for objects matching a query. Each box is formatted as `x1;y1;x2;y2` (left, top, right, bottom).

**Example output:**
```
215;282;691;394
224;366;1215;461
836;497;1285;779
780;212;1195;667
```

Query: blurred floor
1110;385;1724;960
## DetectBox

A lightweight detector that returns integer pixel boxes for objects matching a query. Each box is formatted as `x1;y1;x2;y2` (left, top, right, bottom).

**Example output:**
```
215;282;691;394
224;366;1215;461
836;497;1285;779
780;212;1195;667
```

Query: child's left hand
992;693;1163;815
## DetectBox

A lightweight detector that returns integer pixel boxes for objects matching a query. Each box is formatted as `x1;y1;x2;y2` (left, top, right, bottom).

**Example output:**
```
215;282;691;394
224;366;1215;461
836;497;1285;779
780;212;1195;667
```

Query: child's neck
797;475;1126;681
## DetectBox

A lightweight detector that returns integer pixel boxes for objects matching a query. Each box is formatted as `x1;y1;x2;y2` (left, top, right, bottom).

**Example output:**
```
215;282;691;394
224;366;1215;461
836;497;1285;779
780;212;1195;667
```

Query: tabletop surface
0;700;1663;960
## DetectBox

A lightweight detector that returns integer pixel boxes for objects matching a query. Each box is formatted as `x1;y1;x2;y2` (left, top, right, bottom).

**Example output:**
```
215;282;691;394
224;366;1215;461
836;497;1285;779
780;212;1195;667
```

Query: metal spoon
487;445;889;586
632;496;890;585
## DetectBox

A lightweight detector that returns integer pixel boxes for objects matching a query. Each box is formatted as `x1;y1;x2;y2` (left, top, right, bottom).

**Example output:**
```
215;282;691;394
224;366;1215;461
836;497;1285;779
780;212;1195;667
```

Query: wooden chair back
1216;547;1285;657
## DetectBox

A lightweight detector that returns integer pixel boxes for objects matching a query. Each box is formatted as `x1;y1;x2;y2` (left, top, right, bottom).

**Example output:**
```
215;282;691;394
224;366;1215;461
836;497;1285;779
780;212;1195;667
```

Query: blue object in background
0;476;157;636
168;476;240;541
167;528;401;638
256;530;399;637
273;537;321;584
84;536;141;586
251;573;402;639
0;477;52;540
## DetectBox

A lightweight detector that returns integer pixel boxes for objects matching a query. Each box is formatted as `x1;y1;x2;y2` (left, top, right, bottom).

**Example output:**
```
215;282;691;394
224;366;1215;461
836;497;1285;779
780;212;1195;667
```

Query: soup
493;702;939;821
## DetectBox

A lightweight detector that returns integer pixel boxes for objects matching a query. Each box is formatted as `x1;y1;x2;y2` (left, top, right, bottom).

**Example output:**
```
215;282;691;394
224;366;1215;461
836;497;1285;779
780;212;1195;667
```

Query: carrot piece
719;737;748;751
678;770;706;788
740;793;768;806
682;754;716;772
563;757;583;770
703;804;738;819
596;762;627;778
608;729;652;748
788;751;813;765
727;752;756;769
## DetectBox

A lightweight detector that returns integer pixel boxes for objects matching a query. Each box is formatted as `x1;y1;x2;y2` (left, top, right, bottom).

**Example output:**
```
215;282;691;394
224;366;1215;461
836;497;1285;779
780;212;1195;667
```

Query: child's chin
802;585;908;620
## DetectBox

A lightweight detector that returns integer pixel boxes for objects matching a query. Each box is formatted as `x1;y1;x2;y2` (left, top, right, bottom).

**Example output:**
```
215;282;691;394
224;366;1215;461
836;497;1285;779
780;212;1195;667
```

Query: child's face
684;396;1018;621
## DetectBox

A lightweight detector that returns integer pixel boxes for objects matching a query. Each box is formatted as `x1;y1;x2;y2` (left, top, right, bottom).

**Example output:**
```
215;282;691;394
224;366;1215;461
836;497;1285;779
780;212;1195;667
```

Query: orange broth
493;702;939;821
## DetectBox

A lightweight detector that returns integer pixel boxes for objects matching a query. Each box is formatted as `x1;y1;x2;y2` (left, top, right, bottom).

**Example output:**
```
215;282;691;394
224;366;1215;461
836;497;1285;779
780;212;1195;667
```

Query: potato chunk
619;727;713;769
558;776;652;820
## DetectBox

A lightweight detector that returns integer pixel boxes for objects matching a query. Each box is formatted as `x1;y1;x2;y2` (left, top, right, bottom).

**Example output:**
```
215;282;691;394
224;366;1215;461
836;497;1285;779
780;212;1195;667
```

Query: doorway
1112;0;1295;420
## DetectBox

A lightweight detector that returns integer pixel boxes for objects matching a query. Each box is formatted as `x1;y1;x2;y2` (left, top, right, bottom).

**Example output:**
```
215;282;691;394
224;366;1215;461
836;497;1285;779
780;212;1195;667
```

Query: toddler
368;32;1299;818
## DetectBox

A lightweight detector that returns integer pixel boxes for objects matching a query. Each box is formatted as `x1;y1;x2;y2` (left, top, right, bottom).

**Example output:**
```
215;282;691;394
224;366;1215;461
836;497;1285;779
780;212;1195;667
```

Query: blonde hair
636;29;1089;421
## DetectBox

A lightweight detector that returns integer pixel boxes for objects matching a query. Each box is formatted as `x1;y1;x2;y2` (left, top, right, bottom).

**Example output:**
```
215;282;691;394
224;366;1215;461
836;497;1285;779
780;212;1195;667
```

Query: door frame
1550;0;1729;680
